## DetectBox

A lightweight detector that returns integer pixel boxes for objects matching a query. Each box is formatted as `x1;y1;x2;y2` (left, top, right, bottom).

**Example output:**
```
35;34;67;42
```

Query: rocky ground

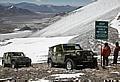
0;63;120;82
0;63;66;81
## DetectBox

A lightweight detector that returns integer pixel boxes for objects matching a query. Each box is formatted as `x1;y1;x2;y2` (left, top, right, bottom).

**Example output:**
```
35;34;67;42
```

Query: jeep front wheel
2;61;6;67
66;59;75;70
48;59;54;68
11;61;17;68
26;63;31;67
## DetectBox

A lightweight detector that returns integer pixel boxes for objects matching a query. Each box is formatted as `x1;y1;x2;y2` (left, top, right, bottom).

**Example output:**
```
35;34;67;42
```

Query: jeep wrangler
48;44;97;70
2;52;31;68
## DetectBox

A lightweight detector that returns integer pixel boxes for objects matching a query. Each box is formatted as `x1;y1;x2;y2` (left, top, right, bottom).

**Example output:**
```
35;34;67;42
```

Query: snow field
0;36;75;64
0;31;32;41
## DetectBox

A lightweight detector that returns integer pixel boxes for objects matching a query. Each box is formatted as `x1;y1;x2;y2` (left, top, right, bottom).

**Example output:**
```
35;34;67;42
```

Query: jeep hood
64;50;81;53
12;56;30;60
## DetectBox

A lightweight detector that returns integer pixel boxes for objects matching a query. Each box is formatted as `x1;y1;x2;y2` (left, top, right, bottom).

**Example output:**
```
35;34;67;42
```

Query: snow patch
110;12;120;36
0;31;32;41
29;79;49;82
8;5;14;9
29;73;85;82
110;71;120;75
50;73;85;79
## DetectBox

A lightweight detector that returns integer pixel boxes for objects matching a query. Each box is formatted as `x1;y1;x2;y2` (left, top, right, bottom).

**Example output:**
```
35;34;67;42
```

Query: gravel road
0;63;120;82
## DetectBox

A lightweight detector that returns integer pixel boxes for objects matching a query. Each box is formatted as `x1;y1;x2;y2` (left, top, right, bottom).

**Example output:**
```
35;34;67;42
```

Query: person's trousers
113;54;118;64
103;56;108;66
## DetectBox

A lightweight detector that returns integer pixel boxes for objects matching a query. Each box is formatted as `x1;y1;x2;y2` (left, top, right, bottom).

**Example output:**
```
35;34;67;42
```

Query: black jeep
2;52;31;68
48;44;97;70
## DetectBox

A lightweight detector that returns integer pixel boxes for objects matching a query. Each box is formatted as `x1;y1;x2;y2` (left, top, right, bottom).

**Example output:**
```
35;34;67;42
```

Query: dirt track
0;63;120;81
0;63;64;80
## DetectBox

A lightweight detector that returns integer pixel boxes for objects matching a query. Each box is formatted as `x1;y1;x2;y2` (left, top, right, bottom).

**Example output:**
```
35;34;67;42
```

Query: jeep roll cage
49;44;83;52
4;52;25;57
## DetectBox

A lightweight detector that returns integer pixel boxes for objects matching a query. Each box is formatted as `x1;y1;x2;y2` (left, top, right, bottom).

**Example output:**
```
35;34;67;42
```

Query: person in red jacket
113;42;120;64
102;43;111;67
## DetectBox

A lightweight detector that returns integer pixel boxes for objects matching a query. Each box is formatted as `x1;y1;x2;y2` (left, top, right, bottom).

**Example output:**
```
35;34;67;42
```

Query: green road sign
95;21;108;39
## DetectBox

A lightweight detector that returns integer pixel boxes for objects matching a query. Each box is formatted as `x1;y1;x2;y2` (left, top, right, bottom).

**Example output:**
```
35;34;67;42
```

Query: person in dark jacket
113;42;120;64
102;43;111;67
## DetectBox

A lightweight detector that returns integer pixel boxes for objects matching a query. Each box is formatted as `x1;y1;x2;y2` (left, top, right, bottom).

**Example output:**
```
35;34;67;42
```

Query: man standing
102;43;111;67
113;42;120;64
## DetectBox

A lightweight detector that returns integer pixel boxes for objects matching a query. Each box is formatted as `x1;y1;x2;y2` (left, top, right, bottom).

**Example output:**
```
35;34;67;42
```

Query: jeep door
56;45;65;63
3;53;7;64
51;47;57;63
3;53;11;64
6;53;11;64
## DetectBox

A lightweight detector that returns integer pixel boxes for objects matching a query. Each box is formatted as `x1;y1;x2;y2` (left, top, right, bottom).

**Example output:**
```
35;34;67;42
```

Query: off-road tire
90;59;98;68
11;61;17;69
48;59;54;68
65;58;75;70
2;61;6;67
26;63;31;67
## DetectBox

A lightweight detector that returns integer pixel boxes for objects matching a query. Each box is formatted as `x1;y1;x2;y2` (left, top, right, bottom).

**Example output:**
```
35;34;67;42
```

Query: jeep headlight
76;52;80;55
72;53;76;56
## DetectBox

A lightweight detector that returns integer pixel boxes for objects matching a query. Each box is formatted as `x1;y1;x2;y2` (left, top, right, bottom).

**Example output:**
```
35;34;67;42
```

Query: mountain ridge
15;2;78;13
0;5;36;16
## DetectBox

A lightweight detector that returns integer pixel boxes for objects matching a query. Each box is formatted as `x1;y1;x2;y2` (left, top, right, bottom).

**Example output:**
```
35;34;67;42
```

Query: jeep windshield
11;52;25;57
63;44;82;51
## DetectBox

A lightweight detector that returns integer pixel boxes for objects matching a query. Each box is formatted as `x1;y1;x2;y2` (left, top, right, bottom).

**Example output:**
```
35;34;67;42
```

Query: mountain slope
110;13;120;34
15;2;77;13
0;5;36;16
31;0;120;37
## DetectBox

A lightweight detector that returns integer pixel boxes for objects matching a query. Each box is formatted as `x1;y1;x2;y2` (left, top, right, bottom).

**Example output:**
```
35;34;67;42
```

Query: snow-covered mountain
110;12;120;34
31;0;120;37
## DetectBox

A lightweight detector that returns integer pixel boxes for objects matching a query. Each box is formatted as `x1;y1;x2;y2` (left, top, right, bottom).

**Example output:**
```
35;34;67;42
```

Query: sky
0;0;95;6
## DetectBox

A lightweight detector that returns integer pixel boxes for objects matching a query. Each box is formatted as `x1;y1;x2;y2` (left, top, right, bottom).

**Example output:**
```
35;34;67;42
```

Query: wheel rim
12;64;15;68
67;61;72;70
3;63;5;67
48;61;52;68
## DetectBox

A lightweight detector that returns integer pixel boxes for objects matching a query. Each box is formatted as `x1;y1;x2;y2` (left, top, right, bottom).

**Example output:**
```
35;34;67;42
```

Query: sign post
95;21;108;67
